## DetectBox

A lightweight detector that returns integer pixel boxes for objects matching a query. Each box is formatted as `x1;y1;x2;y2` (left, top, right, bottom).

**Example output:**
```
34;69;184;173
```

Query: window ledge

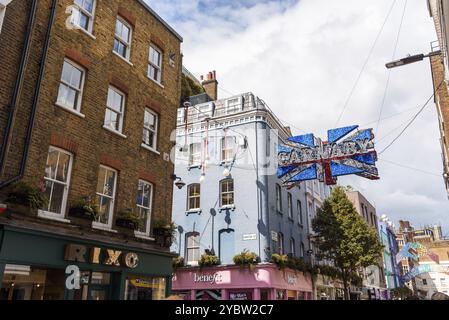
288;217;294;223
102;125;127;139
92;222;118;233
113;51;133;66
298;223;304;228
188;164;202;170
38;210;71;224
140;143;160;155
77;27;96;40
186;209;202;216
219;205;235;212
134;232;155;241
55;102;86;118
147;76;165;89
277;210;283;215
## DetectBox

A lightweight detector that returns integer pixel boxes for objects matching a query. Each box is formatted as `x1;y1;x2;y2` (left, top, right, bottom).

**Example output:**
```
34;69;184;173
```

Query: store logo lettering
194;273;222;284
64;244;139;268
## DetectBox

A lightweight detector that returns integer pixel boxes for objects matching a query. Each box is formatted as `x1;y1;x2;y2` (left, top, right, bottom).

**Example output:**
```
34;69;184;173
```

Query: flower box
115;218;138;230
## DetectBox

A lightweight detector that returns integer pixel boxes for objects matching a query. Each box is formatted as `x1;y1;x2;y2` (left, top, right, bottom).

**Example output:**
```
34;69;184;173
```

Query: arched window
297;200;303;225
278;232;284;254
300;242;305;258
287;193;293;219
276;184;282;212
220;179;234;207
185;232;200;266
187;184;201;211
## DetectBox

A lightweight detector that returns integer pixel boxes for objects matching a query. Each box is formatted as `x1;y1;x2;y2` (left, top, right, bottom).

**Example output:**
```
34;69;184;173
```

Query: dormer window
226;97;242;114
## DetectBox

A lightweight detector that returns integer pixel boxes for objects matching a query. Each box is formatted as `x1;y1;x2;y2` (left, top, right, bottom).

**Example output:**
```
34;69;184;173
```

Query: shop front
0;225;173;300
172;263;313;301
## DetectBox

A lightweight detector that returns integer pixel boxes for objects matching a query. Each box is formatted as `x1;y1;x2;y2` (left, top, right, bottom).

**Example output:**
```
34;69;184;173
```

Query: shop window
196;289;221;300
229;291;252;300
187;184;201;211
135;180;153;236
124;276;166;300
39;147;73;219
260;289;269;300
219;229;235;265
185;232;200;266
220;179;234;208
94;165;117;229
276;290;285;300
0;265;65;300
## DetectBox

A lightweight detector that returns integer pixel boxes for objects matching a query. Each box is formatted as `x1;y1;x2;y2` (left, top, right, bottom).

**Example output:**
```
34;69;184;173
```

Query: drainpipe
0;0;57;189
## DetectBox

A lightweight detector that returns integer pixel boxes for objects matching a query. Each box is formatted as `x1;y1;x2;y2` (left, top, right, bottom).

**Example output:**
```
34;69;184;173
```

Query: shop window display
124;276;166;300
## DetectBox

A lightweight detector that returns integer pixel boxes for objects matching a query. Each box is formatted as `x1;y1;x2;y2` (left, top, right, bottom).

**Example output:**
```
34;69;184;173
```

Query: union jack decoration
278;125;380;187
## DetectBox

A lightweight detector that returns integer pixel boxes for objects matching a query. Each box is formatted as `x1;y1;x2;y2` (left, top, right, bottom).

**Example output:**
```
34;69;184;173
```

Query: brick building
0;0;182;300
428;0;449;197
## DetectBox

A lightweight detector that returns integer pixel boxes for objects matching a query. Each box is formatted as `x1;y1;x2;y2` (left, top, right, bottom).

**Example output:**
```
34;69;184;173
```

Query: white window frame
0;0;12;34
113;16;132;61
134;180;153;238
104;86;125;134
189;142;201;167
287;193;293;219
38;146;73;223
226;97;242;114
297;200;303;225
220;179;234;208
221;136;236;163
186;233;200;266
148;44;162;84
142;108;158;151
72;0;96;35
93;165;117;230
187;184;201;211
276;184;282;213
56;59;85;114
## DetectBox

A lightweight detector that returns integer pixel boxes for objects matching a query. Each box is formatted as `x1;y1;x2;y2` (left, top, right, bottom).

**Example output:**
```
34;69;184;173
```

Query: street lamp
385;51;441;69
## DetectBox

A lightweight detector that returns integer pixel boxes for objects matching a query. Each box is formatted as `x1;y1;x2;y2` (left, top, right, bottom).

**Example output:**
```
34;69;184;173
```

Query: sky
147;0;448;234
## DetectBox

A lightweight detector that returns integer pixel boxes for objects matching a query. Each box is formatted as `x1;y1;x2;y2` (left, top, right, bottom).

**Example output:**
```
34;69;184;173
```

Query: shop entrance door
88;285;110;300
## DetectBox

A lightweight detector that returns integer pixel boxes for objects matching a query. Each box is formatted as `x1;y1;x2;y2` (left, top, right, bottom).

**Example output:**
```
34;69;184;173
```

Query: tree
312;186;384;300
180;73;205;104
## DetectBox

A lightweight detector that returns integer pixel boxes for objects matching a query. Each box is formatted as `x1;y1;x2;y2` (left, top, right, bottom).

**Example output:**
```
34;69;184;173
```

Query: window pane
96;167;106;193
69;66;82;88
61;62;72;84
144;110;156;129
104;170;116;196
45;149;59;180
97;196;111;224
107;88;123;112
79;12;89;30
49;182;65;214
56;152;70;182
105;109;119;131
57;84;69;106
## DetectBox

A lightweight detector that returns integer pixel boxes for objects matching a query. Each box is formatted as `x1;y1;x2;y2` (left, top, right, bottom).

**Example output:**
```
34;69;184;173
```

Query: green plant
271;254;289;269
199;254;220;267
173;256;185;270
233;250;259;269
70;196;99;220
6;181;48;209
117;208;143;229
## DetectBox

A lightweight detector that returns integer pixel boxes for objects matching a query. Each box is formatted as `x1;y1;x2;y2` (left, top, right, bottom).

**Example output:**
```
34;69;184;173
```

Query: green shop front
0;225;174;300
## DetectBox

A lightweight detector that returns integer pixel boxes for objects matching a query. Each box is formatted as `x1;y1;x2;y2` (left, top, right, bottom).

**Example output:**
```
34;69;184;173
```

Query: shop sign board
193;273;222;284
243;234;257;241
278;125;379;186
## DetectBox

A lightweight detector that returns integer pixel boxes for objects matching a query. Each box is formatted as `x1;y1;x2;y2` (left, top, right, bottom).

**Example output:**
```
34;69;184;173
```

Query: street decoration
396;242;440;264
277;125;379;186
402;265;449;283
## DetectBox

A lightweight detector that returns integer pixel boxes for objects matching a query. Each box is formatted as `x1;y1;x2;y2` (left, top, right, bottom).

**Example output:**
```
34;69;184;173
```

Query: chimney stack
201;70;218;101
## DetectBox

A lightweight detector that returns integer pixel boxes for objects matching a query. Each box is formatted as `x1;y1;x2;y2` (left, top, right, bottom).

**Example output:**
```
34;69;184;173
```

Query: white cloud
149;0;448;234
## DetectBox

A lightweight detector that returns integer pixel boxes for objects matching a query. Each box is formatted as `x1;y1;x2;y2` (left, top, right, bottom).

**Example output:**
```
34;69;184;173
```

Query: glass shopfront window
124;276;166;300
72;271;111;301
229;290;253;300
0;265;65;300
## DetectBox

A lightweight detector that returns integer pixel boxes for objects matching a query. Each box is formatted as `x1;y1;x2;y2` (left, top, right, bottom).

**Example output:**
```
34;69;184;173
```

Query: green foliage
173;256;185;270
6;181;48;209
199;254;220;267
117;208;143;229
70;196;99;219
271;254;289;269
312;186;384;299
180;73;205;103
391;287;414;300
233;250;259;267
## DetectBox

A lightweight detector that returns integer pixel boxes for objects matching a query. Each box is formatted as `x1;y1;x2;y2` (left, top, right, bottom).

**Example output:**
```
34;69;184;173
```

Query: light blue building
171;92;329;266
379;218;402;295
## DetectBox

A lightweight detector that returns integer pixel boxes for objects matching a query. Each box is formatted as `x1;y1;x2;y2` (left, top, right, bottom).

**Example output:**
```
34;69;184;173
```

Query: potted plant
115;208;142;230
271;253;289;270
68;196;99;221
199;252;220;268
153;218;176;247
233;250;260;270
173;256;185;270
4;181;48;215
